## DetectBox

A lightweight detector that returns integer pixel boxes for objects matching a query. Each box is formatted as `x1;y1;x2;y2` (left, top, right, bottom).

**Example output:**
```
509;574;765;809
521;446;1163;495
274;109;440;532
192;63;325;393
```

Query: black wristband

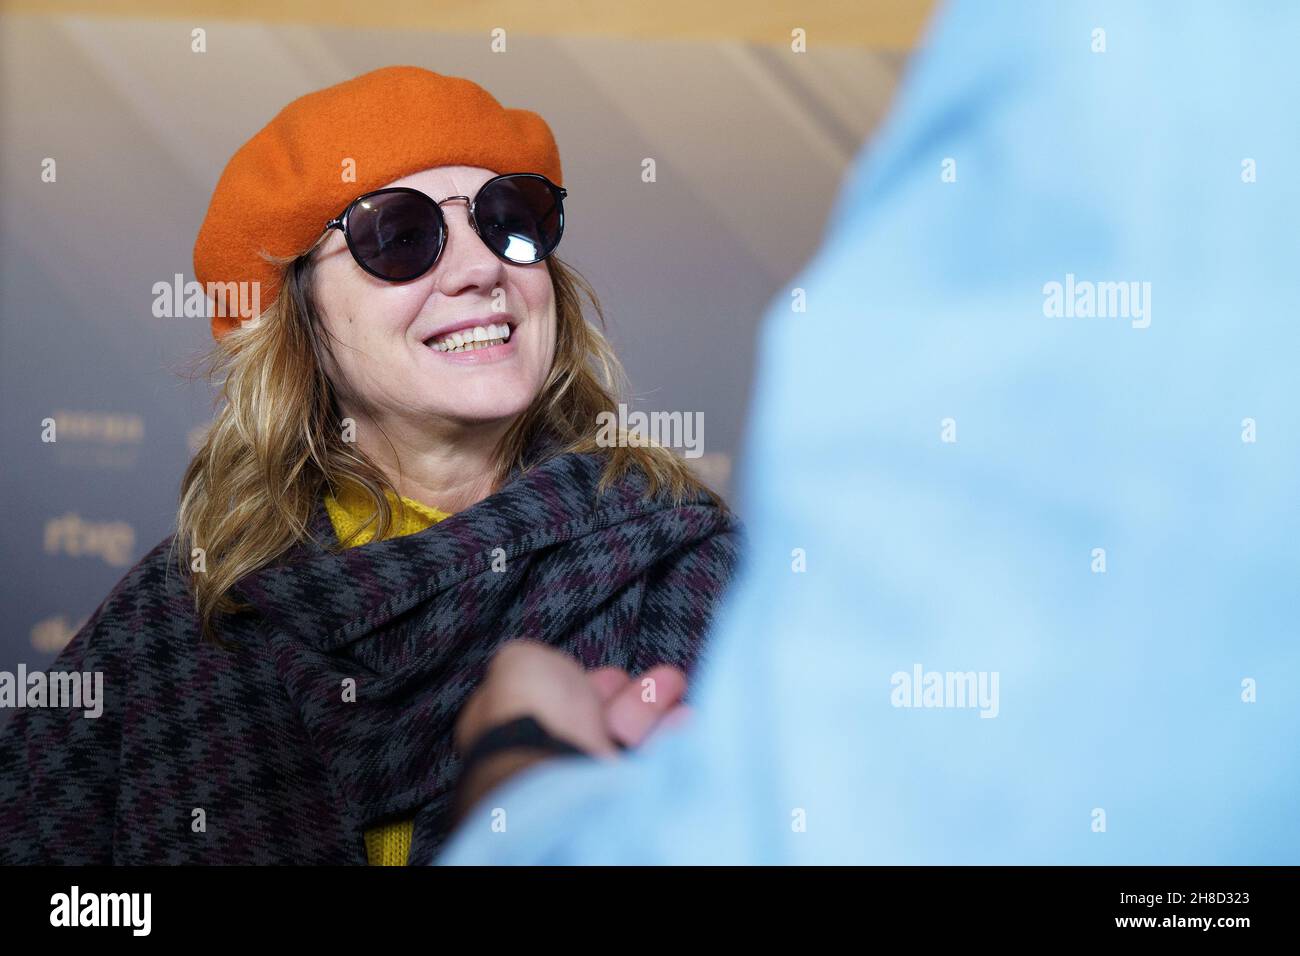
458;715;588;782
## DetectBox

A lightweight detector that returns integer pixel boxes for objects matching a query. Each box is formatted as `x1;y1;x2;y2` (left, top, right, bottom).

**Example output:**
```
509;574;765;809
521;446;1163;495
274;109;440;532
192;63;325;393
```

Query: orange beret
193;66;563;340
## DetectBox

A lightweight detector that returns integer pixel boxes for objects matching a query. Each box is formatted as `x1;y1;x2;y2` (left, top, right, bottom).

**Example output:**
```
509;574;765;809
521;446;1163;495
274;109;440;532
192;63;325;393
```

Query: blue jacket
440;0;1300;865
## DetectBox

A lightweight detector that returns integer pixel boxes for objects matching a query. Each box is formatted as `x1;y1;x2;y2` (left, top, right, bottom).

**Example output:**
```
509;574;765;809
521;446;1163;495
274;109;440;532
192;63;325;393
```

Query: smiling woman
0;66;743;866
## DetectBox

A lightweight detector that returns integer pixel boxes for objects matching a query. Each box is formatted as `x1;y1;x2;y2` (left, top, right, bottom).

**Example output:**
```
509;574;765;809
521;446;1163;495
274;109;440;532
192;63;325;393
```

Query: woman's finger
587;666;631;704
604;665;687;748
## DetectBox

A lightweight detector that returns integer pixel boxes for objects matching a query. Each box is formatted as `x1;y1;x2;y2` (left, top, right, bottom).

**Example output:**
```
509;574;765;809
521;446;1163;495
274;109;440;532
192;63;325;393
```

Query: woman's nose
434;198;505;296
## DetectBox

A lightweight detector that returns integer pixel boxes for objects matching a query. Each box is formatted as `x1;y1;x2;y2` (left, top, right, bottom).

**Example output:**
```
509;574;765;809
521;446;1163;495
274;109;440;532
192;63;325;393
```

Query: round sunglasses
322;172;568;282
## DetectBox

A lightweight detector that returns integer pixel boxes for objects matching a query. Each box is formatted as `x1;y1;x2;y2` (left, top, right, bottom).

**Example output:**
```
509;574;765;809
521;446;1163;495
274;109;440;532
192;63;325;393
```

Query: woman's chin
410;395;533;428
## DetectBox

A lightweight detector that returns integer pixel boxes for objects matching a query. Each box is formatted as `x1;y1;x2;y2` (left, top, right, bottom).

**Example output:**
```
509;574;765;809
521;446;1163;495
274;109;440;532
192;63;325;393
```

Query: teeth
428;323;512;352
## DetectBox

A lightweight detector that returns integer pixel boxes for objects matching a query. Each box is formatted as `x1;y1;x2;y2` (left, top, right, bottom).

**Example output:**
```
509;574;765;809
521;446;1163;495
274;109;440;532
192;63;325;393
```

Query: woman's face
311;165;558;432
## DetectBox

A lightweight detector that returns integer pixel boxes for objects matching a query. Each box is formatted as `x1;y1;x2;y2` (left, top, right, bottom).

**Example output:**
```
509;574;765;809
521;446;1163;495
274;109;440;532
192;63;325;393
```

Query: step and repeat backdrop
0;1;916;702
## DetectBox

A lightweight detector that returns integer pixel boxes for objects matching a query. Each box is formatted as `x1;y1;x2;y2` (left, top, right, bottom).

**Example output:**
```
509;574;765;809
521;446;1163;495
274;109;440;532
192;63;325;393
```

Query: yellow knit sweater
323;481;451;866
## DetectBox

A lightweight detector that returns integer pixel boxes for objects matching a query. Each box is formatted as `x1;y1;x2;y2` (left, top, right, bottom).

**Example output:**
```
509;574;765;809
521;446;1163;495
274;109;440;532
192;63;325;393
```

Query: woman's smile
419;316;519;365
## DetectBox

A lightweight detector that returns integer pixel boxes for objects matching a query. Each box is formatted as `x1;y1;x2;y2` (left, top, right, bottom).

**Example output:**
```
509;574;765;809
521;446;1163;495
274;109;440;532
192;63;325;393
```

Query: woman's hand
454;640;688;755
451;641;689;818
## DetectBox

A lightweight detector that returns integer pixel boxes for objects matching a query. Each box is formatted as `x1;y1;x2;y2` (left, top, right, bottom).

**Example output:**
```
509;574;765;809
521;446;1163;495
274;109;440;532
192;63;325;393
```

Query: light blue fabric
440;0;1300;864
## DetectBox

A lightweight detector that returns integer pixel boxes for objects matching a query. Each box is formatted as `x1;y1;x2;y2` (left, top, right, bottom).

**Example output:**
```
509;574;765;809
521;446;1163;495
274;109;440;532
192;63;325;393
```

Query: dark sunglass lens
474;176;564;264
347;191;442;280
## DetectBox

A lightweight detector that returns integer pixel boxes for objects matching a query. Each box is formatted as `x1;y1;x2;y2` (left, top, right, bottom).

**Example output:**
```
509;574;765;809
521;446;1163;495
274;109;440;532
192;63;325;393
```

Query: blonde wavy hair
173;251;724;643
